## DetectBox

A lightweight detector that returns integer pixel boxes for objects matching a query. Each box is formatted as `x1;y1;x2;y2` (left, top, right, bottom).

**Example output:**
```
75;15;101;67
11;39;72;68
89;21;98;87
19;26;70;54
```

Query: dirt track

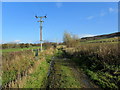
45;57;99;88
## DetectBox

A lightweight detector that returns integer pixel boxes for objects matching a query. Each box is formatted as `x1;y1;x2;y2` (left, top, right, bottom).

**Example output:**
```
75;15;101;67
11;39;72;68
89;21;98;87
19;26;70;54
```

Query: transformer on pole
35;15;47;52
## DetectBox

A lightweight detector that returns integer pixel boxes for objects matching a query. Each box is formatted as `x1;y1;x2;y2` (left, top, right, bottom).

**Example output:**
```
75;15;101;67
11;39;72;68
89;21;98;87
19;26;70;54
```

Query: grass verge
2;46;40;53
60;65;81;88
23;59;49;88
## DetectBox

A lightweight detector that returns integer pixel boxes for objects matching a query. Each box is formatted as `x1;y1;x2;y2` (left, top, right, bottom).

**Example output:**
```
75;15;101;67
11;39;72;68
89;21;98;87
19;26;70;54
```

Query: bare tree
63;32;79;47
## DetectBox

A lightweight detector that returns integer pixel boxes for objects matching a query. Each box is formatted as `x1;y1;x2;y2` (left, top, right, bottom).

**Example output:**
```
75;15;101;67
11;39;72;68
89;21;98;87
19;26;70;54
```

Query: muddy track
67;59;98;88
45;57;62;88
45;56;99;89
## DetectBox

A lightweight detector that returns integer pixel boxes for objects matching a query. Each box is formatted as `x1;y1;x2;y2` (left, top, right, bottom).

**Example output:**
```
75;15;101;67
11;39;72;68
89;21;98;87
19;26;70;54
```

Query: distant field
1;46;40;53
80;37;120;43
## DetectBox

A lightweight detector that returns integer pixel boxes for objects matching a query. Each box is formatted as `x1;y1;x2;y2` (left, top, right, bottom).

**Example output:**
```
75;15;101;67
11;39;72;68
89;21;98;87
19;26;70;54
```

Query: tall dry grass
66;42;120;66
2;50;34;87
64;42;120;88
2;47;56;88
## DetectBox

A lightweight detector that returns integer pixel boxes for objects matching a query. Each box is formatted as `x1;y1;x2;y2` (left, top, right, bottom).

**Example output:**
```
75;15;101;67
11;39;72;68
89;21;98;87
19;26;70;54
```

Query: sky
2;2;118;43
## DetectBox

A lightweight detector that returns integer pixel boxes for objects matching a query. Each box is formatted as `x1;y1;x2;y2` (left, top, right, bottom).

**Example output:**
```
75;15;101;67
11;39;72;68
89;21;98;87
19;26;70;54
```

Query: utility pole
35;15;47;52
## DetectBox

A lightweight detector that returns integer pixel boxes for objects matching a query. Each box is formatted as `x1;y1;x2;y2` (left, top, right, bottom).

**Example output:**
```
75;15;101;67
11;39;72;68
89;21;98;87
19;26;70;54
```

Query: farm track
45;57;62;88
45;56;99;88
68;60;98;88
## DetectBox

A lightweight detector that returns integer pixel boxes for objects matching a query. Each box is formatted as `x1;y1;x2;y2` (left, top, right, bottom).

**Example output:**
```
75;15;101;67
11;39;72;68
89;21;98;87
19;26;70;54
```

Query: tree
20;43;25;48
2;44;8;49
63;31;79;47
63;32;72;44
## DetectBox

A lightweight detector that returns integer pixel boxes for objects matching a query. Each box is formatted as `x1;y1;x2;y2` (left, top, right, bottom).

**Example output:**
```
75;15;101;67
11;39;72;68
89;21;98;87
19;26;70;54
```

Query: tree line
1;42;61;49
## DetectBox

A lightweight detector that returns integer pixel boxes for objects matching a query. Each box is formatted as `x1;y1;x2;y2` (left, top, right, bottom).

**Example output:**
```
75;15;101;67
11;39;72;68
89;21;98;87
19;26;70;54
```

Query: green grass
44;49;81;88
67;52;119;88
23;60;49;88
60;65;81;88
55;50;81;88
46;58;81;88
2;46;40;53
86;69;118;88
71;56;119;88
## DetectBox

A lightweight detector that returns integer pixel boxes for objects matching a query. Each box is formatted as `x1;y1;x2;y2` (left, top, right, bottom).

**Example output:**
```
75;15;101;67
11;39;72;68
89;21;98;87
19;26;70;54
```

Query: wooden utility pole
35;15;47;52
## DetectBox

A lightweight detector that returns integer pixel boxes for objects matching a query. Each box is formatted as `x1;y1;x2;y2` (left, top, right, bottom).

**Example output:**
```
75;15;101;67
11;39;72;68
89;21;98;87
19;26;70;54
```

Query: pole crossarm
37;21;44;22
